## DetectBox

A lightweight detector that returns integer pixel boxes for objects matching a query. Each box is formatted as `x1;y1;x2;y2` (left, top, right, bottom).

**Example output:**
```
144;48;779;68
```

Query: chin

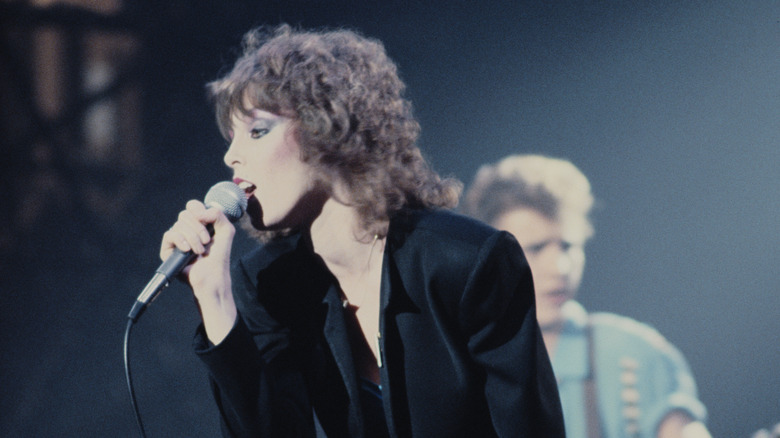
537;307;565;329
539;319;565;332
246;197;268;229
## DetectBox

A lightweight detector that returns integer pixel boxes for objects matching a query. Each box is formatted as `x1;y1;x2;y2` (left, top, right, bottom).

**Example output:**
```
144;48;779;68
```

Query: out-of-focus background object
751;422;780;438
1;0;777;436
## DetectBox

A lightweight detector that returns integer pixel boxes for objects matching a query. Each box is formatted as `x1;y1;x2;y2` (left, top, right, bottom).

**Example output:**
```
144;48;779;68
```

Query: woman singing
161;24;564;437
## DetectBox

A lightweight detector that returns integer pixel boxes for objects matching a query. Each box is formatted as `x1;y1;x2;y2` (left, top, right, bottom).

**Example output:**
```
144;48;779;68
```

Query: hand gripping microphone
128;181;248;322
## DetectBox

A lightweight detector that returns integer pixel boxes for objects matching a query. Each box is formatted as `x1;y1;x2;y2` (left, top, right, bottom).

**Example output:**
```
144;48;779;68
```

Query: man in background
463;154;711;438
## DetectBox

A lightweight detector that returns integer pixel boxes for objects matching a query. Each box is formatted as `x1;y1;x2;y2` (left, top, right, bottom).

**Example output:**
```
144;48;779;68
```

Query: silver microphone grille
203;181;248;222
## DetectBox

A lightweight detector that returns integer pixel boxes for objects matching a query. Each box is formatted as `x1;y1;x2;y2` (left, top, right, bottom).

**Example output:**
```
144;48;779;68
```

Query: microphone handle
128;223;217;322
128;248;196;322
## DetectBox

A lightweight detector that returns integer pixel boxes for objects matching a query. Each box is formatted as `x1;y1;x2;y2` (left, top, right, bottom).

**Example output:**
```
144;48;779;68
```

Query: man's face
493;207;586;330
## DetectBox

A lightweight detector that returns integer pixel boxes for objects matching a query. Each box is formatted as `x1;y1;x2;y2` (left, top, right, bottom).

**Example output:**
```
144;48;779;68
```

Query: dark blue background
3;1;778;436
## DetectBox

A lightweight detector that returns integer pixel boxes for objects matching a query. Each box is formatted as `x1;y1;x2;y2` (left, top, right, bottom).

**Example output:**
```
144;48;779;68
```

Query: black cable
124;318;148;438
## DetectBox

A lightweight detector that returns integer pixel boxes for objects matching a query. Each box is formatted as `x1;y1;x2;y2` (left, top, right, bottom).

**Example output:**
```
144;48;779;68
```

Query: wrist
196;284;237;345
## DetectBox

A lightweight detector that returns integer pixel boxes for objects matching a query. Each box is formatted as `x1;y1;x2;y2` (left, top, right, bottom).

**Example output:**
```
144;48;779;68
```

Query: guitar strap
584;319;603;438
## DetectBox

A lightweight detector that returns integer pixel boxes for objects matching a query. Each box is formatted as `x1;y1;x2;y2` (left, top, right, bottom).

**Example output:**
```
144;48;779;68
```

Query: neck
309;197;387;308
540;320;564;359
309;197;380;276
541;329;560;359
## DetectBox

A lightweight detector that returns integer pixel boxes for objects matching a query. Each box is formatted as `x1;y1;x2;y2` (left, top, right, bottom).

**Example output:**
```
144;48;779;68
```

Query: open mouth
236;180;256;198
235;179;263;228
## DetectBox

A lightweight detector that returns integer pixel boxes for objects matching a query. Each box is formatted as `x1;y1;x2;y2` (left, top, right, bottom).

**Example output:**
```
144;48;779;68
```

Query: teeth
237;181;255;192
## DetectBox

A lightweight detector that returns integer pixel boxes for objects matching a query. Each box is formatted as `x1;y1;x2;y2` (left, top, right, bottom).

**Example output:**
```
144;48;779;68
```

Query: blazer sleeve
193;257;314;438
194;316;273;437
459;231;566;437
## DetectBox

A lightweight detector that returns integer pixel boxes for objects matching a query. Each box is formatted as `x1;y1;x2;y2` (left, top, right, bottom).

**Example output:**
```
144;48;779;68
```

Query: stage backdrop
2;0;778;436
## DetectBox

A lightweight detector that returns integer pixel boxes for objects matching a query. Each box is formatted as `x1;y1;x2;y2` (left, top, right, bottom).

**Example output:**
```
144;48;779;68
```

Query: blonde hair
463;154;594;241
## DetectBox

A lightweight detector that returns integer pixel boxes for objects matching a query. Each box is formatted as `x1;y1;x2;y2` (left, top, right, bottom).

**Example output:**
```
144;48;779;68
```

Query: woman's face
493;207;586;330
224;108;323;230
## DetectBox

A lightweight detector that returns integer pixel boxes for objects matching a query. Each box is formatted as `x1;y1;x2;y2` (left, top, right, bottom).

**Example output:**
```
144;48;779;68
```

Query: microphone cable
124;318;147;437
122;181;247;437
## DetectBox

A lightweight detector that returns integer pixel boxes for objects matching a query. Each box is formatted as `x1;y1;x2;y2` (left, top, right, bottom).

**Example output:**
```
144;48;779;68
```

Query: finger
173;214;209;254
160;227;192;259
205;209;236;259
176;212;211;250
185;199;207;215
164;211;209;256
185;200;219;244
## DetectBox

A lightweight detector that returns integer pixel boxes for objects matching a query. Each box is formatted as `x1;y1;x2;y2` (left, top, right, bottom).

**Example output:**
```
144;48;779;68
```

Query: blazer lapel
321;284;365;436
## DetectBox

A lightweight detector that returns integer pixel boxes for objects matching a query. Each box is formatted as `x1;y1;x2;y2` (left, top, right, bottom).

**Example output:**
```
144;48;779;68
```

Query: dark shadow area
2;1;778;436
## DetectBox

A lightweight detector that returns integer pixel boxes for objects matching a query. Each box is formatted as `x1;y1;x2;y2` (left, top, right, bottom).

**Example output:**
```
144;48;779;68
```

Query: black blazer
195;209;565;437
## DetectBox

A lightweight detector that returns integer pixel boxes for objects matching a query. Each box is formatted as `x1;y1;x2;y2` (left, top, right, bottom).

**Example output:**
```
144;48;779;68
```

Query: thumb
207;208;236;260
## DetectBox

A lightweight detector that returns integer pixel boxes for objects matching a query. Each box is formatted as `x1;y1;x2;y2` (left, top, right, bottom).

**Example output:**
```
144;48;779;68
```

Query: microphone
128;181;248;322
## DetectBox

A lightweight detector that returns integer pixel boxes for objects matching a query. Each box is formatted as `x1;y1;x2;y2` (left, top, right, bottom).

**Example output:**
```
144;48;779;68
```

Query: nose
542;242;573;276
223;141;240;168
555;251;573;275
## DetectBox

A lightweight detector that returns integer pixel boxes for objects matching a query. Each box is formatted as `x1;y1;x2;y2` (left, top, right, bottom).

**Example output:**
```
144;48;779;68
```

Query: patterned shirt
551;301;707;438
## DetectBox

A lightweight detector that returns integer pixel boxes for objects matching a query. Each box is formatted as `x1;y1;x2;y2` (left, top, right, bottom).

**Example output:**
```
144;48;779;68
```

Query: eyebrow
524;238;561;250
249;109;281;121
528;239;554;247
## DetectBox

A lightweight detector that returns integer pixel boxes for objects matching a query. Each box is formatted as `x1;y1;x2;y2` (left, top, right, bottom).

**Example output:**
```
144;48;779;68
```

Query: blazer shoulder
391;208;509;249
388;209;525;280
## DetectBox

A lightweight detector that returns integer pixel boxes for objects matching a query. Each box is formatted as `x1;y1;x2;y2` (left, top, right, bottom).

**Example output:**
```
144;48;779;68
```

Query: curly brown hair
208;24;461;239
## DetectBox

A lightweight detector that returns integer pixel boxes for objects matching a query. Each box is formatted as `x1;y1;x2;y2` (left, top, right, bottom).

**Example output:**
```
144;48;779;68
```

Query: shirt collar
551;300;591;380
